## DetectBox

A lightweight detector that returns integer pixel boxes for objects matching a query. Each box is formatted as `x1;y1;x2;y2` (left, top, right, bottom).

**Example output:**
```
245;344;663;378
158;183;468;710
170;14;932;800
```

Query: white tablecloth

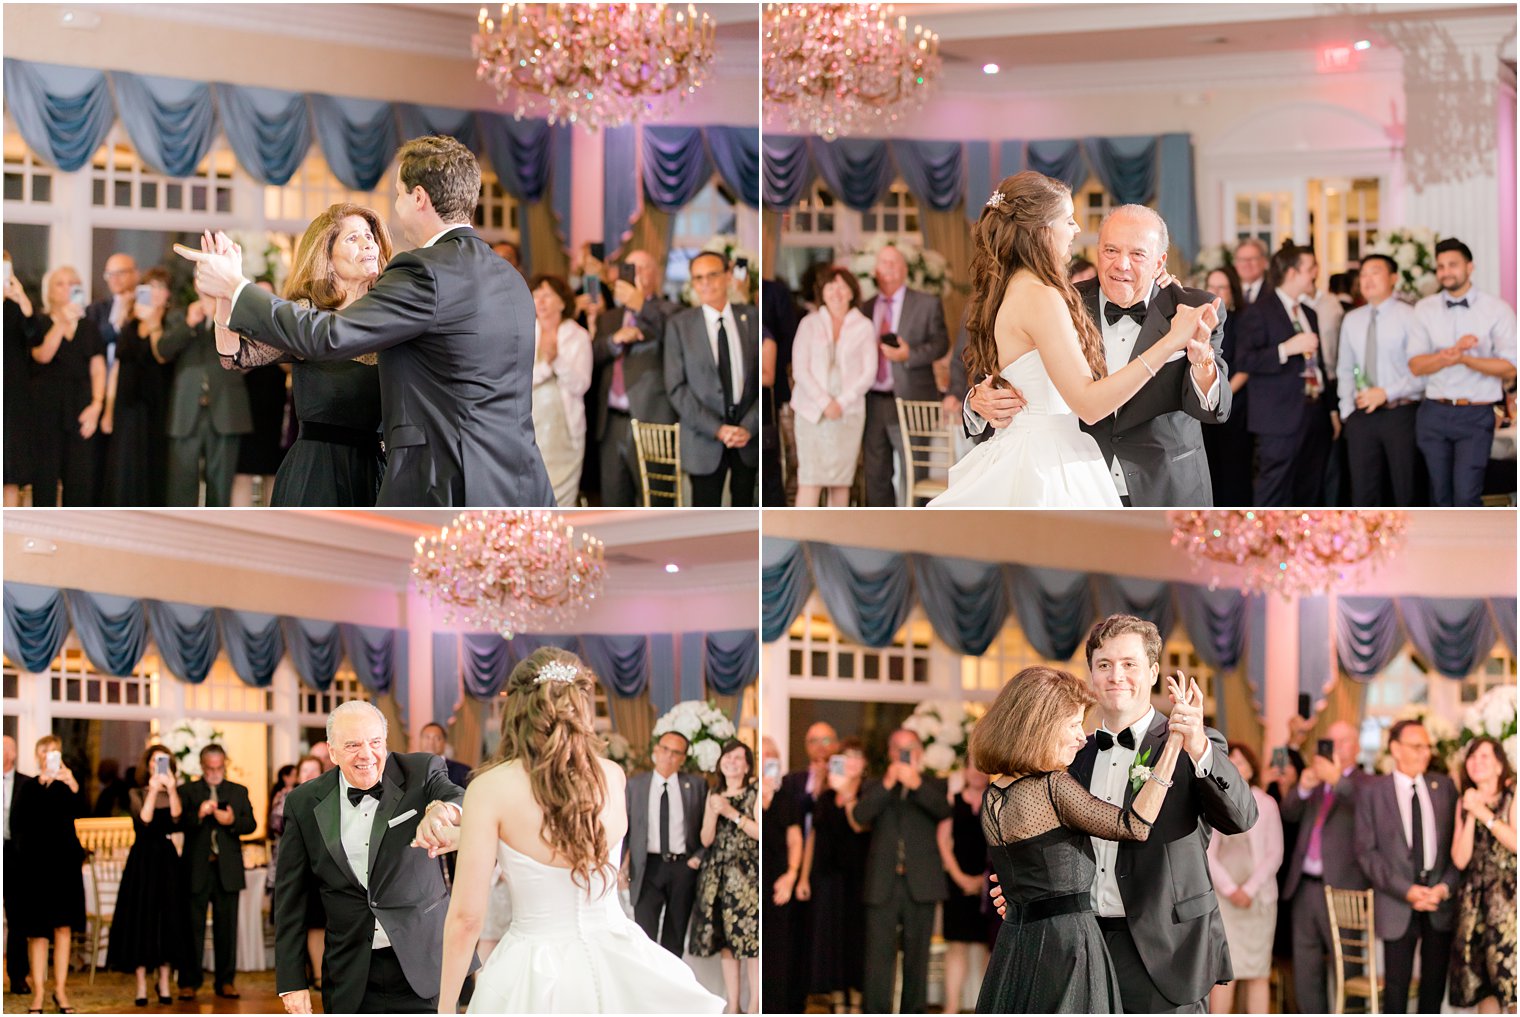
202;866;268;972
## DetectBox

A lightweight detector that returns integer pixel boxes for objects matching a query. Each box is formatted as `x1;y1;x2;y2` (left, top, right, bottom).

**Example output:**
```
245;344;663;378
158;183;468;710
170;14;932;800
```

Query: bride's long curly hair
963;172;1106;387
481;647;611;893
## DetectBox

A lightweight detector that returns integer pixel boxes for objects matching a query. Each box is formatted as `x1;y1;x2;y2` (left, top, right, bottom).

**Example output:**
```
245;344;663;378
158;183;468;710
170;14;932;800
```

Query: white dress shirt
700;302;745;407
1096;293;1220;497
1410;287;1518;403
1089;707;1213;916
3;768;13;841
337;771;391;950
1391;770;1439;872
648;772;688;854
1336;297;1427;420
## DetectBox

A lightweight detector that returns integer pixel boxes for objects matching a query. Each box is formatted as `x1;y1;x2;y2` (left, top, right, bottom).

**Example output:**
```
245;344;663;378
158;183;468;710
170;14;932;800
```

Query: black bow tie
1095;727;1136;752
1446;298;1469;309
1104;301;1147;327
347;784;382;807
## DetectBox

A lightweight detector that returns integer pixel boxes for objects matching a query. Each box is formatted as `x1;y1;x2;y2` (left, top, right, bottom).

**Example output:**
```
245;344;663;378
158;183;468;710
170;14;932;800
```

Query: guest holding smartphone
9;735;86;1013
107;745;187;1005
30;266;106;506
799;739;871;1013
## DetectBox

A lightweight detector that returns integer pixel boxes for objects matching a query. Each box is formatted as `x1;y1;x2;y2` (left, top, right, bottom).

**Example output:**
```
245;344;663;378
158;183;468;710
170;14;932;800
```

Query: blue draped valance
642;126;761;214
1;582;406;693
1331;596;1510;682
761;538;813;643
704;630;759;696
763;135;961;213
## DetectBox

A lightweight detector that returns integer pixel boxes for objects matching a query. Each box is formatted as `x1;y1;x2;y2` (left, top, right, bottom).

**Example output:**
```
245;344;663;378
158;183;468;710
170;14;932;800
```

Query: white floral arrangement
604;732;638;775
1374;704;1459;774
680;233;758;307
1189;243;1234;286
1459;685;1518;771
161;719;225;779
900;699;977;775
652;699;737;774
1365;227;1442;300
849;235;951;301
226;230;293;293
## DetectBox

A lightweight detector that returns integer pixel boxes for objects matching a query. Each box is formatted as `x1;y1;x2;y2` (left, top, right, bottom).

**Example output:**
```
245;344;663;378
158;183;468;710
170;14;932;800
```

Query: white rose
916;716;943;743
710;718;736;741
691;739;722;772
1483;697;1513;738
923;743;957;774
1395;244;1416;269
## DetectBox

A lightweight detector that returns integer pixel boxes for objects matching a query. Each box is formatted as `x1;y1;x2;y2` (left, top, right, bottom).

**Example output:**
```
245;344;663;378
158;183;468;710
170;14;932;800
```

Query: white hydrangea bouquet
1374;705;1459;774
1189;243;1234;286
1459;685;1517;770
653;699;736;774
901;699;976;775
849;235;951;301
161;719;225;779
604;732;638;775
1365;227;1442;300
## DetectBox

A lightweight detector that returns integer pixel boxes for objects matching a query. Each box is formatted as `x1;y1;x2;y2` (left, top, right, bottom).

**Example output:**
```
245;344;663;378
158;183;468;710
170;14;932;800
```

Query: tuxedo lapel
1070;737;1098;789
315;780;363;889
1079;283;1102;337
1133;282;1178;361
736;307;760;406
1123;712;1171;810
369;755;406;878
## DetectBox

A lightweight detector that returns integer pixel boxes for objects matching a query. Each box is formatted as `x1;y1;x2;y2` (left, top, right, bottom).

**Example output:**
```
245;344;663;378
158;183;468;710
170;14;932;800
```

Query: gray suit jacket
1279;769;1372;900
591;297;678;438
861;288;949;400
1354;771;1460;939
663;303;760;476
622;769;708;906
159;313;252;438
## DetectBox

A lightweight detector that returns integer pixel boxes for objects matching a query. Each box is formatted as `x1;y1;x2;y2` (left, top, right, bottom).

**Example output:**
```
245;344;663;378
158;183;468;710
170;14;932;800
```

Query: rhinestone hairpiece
534;661;579;685
985;190;1007;210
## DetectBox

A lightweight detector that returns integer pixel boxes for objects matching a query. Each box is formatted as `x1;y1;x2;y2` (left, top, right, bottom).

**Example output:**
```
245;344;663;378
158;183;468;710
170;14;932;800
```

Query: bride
436;648;723;1014
929;172;1217;507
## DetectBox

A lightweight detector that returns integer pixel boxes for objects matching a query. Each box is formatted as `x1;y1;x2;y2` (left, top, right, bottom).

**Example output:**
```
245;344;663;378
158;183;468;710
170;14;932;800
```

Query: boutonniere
1128;747;1156;794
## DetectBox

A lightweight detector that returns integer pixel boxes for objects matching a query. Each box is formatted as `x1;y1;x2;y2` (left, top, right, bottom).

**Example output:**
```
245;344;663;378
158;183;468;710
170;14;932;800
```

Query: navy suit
1236;293;1331;504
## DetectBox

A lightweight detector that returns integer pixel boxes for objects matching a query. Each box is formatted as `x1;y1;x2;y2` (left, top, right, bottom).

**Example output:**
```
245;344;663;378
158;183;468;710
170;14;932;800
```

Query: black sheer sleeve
1047;772;1151;843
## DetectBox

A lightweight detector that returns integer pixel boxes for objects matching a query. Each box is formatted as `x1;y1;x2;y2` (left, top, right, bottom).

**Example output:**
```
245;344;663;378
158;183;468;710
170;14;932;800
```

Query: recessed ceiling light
665;563;681;573
1353;39;1372;51
982;62;1000;75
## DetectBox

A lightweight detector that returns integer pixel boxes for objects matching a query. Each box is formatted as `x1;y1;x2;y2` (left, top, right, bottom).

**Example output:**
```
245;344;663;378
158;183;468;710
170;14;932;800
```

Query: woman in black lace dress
969;666;1187;1014
212;204;389;506
799;737;871;1013
1450;736;1517;1013
106;745;186;1004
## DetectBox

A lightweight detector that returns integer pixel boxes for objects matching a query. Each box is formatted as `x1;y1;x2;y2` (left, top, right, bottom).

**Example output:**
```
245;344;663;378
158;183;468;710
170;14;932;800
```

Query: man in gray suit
592;250;679;506
1279;721;1370;1013
1355;720;1460;1014
620;730;709;955
159;296;251;506
663;252;759;506
859;245;949;506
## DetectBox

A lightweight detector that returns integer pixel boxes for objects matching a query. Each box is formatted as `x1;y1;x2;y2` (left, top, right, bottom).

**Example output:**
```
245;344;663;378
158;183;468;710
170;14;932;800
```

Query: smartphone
155;754;171;777
585;274;603;304
1317;738;1335;760
763;759;781;780
69;284;87;309
1297;693;1312;720
828;754;846;778
880;331;901;349
134;283;154;306
1270;747;1288;770
618;262;636;286
588;241;606;262
2;261;11;291
732;257;749;283
45;750;61;775
897;747;912;765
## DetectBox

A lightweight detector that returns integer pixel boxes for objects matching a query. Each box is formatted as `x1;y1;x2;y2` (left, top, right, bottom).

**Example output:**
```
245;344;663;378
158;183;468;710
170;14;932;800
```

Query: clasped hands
1406;882;1449;912
409;800;463;857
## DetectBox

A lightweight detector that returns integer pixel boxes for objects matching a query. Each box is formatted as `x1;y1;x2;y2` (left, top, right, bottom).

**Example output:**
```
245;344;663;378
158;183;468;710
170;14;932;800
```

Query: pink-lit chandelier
412;511;605;637
763;3;941;139
473;3;717;129
1170;510;1408;598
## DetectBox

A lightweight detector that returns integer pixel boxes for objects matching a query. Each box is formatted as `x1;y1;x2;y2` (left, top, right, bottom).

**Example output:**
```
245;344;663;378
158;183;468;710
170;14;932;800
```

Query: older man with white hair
273;701;468;1014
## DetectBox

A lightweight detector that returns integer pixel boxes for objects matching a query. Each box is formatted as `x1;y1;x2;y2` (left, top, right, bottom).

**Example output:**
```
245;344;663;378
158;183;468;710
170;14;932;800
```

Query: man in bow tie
1408;237;1517;506
273;701;467;1014
992;614;1257;1013
966;206;1231;506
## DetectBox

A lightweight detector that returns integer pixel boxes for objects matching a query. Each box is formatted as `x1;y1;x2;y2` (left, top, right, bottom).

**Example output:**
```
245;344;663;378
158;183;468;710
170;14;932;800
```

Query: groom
966;205;1230;506
179;134;553;508
992;614;1258;1013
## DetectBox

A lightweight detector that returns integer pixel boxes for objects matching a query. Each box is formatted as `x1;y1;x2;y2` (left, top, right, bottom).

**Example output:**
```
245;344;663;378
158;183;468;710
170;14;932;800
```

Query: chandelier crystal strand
1169;510;1409;599
411;510;606;638
473;3;717;129
763;3;941;139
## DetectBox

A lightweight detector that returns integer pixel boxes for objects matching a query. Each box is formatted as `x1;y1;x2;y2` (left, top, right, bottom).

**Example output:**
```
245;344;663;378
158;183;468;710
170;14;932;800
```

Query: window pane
3;173;21;202
166;183;183;210
216;187;232;214
114;180;132;207
140;181;158;208
191;185;207;212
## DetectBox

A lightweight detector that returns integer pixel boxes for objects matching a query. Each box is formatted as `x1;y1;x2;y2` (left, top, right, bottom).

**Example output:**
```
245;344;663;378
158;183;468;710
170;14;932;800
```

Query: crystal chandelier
473;3;717;129
411;511;605;637
763;3;941;139
1170;510;1408;599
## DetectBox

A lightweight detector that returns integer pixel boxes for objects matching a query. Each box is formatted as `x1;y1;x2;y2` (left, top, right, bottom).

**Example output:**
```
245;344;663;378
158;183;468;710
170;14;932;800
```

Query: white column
569;126;604;253
405;586;434;742
1263;595;1300;753
270;660;300;764
761;640;790;765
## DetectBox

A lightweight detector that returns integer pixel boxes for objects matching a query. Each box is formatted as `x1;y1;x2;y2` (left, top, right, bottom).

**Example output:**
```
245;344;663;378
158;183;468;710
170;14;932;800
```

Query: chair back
1324;884;1379;1013
75;816;135;859
632;420;683;507
894;398;952;505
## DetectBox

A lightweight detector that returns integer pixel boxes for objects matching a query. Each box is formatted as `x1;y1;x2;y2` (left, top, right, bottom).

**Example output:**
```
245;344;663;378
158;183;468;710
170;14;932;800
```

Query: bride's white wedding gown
928;349;1122;507
467;838;724;1014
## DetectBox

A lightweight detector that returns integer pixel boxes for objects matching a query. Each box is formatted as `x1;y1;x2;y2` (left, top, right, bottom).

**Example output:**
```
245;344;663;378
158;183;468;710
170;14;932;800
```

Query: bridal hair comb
985;190;1007;210
534;661;579;685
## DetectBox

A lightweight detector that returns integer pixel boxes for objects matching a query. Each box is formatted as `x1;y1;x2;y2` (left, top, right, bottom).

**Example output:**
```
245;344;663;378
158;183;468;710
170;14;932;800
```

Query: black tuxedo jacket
853;772;952;906
178;778;256;894
591;296;678;439
860;288;949;401
273;752;468;1013
227;225;553;507
1069;713;1257;1007
1235;291;1323;437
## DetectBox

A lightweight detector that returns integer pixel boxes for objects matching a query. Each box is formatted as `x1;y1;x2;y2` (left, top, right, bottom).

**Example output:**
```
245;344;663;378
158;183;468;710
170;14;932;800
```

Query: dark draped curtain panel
761;135;814;209
1156;133;1199;261
809;137;895;212
216;609;284;689
111;72;219;179
146;600;220;685
395;103;478;150
1082;135;1158;207
3;583;70;674
1007;565;1094;662
461;633;512;699
308;93;399;192
1335;597;1404;682
643;126;713;212
340;624;402;697
910;555;1008;657
432;633;460;727
705;630;759;696
281;617;343;692
1024;140;1088;193
1095;576;1176;639
212;83;311;185
64;590;149;678
890;139;965;212
1298;595;1332;702
602;124;640;254
965;140;992;225
808;543;913;648
761;538;813;642
1174;585;1247;672
706;126;760;208
1491;598;1517;657
1400;597;1497;679
2;59;115;172
577;634;650;698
